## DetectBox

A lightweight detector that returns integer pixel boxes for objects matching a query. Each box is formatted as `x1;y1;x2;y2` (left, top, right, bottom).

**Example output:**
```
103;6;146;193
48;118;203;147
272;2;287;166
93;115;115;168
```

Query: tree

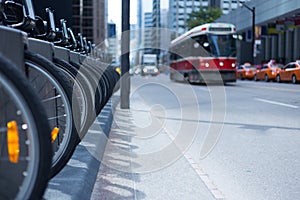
186;7;223;30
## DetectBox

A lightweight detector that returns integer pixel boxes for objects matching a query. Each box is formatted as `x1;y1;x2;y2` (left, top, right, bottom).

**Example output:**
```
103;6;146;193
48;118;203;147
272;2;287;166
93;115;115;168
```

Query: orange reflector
7;121;20;163
51;127;60;143
115;67;121;74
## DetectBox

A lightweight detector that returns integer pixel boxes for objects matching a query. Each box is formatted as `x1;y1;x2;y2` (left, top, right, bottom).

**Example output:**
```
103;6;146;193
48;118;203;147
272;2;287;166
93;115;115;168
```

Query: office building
72;0;107;45
169;0;251;35
169;0;208;35
216;0;300;64
160;9;171;64
152;0;161;55
137;0;143;47
33;0;108;45
144;12;153;53
107;23;118;63
221;0;251;15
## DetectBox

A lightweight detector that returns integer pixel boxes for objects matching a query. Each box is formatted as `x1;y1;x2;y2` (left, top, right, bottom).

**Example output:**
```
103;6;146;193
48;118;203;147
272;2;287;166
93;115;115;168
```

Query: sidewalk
44;89;220;200
44;95;119;200
90;93;216;200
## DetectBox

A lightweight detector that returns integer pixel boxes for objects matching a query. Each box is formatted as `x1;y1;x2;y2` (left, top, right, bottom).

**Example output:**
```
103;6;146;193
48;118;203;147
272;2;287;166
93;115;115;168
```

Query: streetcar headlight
205;63;210;68
232;63;236;68
219;62;224;67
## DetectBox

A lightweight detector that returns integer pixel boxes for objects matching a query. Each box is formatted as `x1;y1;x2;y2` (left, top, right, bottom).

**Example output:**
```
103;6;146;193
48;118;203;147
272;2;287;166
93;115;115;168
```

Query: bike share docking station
70;50;81;64
27;38;54;61
0;26;26;71
0;0;121;198
28;37;87;67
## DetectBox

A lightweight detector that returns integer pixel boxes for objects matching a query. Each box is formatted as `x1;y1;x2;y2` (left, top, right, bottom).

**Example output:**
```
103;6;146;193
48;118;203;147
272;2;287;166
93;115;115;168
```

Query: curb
44;95;119;200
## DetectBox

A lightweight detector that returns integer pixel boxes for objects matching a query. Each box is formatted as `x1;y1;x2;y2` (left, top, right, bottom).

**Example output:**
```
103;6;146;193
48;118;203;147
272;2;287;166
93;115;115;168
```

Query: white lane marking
254;98;299;109
165;128;226;199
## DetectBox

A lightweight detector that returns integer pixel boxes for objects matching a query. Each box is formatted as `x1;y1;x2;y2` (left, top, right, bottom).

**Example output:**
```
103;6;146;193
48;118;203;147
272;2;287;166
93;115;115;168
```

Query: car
141;65;159;76
276;61;300;84
236;63;257;80
254;63;284;82
129;66;142;76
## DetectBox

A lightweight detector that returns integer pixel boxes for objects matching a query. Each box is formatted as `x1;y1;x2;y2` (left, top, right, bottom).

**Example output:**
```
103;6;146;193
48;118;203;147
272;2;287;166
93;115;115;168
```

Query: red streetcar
169;23;238;83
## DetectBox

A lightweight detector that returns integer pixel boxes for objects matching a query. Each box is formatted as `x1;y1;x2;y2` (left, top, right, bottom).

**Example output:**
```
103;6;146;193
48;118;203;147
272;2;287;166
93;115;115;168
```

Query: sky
108;0;169;31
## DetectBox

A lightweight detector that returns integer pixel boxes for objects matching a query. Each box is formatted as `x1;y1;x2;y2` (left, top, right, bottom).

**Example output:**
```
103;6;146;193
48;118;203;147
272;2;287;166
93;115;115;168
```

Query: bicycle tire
53;57;94;138
82;59;120;113
24;50;80;178
70;60;103;118
78;61;109;114
0;54;52;199
93;65;117;112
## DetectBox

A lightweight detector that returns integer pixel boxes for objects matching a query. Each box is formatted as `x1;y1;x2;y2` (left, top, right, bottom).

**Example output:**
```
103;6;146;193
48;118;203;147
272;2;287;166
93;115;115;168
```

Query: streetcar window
169;52;179;61
207;34;237;57
192;35;211;56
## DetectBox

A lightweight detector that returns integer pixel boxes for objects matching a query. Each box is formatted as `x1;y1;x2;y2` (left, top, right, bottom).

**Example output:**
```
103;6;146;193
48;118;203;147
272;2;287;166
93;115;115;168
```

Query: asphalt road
91;73;300;200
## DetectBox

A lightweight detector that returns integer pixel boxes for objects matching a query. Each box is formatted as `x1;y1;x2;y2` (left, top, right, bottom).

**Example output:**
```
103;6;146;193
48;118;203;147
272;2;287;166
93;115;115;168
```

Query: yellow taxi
254;63;284;82
276;61;300;84
236;63;257;80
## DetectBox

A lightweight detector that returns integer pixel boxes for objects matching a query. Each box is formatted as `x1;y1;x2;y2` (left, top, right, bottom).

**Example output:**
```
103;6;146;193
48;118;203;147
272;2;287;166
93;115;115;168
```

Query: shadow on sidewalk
91;108;146;200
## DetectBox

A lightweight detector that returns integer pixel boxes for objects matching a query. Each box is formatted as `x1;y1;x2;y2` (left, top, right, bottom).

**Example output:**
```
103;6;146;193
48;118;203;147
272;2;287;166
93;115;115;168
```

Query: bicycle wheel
70;60;102;119
53;57;94;139
0;54;52;199
93;64;118;112
83;60;121;114
77;61;108;114
24;50;80;177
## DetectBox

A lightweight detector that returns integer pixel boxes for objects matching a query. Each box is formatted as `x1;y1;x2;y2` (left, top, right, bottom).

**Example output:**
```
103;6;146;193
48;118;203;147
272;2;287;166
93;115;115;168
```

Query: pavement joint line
161;123;226;200
114;122;135;126
93;120;107;125
99;115;110;119
100;109;111;113
88;129;104;134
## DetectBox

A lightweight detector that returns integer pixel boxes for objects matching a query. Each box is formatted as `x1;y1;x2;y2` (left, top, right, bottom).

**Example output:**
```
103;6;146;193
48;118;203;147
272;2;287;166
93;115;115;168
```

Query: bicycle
0;53;52;199
0;0;82;177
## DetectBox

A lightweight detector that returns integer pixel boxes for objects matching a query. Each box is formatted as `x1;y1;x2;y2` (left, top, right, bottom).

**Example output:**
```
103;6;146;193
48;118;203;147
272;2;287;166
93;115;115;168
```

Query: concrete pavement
43;75;300;200
90;91;216;200
44;95;119;200
44;80;220;200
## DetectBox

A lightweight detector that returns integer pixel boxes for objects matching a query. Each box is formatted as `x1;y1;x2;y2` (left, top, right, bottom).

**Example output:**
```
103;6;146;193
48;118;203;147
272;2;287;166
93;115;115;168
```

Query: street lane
197;80;300;200
130;74;300;200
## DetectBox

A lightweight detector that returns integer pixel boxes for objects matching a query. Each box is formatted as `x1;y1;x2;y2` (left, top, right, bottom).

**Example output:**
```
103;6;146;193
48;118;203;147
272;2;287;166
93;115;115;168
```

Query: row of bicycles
0;0;120;199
